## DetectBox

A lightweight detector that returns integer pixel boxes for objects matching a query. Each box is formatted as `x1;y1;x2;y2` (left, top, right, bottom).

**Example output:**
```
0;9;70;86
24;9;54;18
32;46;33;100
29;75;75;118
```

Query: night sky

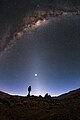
0;0;80;96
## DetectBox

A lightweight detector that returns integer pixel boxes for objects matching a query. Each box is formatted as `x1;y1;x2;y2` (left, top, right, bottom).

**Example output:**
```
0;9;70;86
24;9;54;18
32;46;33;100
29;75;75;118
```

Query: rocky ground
0;88;80;120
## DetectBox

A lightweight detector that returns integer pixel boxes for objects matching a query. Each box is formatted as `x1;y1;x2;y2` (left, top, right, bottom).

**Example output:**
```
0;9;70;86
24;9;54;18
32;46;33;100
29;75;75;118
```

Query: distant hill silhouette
0;88;80;120
58;88;80;99
0;91;11;98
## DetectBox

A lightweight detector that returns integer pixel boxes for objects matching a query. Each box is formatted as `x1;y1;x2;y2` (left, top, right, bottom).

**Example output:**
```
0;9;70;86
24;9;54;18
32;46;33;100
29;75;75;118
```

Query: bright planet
35;74;38;77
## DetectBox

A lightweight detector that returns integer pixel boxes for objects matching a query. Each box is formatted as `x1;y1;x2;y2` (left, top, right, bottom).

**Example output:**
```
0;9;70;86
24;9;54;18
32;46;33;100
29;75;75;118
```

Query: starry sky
0;0;80;96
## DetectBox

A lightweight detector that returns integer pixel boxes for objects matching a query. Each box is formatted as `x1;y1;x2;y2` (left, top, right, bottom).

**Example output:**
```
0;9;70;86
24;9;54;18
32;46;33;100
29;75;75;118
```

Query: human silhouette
28;86;31;96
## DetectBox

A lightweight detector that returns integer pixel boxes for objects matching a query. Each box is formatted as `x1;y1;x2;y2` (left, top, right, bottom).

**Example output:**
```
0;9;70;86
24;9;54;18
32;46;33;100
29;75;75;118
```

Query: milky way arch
0;7;79;56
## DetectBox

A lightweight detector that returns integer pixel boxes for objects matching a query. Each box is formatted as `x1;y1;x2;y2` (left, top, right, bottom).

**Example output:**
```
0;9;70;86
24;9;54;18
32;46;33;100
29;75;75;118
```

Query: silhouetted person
28;86;31;96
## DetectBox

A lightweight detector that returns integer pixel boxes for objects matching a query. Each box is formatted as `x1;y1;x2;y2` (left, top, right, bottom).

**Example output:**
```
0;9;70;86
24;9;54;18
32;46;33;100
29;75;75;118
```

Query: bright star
35;74;37;77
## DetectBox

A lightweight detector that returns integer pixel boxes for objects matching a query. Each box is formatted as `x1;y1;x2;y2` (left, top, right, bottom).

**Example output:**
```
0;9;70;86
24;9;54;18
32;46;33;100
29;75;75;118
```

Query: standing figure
28;86;31;96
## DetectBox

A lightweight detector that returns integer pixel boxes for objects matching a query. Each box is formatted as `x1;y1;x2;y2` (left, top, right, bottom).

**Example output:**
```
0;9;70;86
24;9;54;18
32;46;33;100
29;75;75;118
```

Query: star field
0;0;80;96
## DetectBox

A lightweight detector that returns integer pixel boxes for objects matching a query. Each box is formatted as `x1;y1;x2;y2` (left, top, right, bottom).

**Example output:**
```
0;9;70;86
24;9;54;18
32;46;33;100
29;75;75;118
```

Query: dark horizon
0;87;80;97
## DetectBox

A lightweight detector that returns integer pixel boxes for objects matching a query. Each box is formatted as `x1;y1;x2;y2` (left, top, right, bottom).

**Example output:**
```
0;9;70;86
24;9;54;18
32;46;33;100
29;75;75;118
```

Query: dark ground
0;88;80;120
